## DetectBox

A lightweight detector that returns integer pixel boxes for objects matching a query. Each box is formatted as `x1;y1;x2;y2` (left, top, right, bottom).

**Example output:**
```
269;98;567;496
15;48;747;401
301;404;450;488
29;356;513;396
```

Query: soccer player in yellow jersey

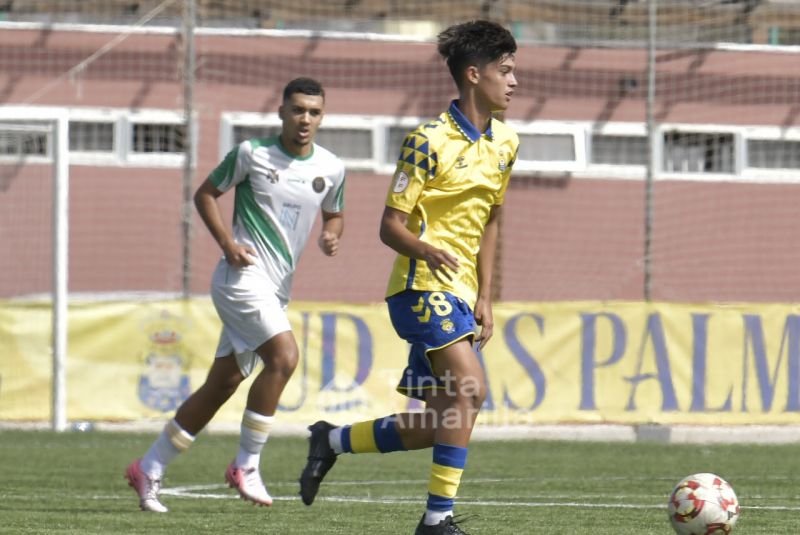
300;20;518;534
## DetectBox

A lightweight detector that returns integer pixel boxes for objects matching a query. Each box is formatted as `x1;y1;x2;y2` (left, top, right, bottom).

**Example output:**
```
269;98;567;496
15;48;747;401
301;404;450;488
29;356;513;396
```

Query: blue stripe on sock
427;493;454;511
341;425;353;453
373;415;406;453
432;443;467;469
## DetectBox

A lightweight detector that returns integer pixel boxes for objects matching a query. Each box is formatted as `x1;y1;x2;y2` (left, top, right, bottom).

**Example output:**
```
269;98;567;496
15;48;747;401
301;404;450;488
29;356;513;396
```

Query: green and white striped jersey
209;136;345;301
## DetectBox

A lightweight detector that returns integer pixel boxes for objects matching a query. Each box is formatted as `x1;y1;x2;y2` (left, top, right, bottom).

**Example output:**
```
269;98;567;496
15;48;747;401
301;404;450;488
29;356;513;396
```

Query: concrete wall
2;28;799;301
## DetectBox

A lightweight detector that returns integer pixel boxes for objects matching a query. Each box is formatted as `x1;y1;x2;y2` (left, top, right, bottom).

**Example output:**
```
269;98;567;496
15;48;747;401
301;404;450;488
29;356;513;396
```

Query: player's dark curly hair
283;77;325;101
437;20;517;87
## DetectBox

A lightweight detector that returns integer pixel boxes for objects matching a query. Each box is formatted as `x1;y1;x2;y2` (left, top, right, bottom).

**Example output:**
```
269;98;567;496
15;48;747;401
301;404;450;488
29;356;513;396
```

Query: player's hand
222;242;256;267
473;295;494;350
318;231;339;256
422;246;459;284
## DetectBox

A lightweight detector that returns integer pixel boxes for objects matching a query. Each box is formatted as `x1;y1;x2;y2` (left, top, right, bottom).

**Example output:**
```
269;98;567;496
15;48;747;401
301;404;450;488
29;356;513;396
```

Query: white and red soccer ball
668;473;740;534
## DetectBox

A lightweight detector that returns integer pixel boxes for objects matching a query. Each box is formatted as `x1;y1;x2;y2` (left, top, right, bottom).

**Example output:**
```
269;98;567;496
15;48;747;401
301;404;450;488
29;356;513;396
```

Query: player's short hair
282;77;325;101
437;20;517;87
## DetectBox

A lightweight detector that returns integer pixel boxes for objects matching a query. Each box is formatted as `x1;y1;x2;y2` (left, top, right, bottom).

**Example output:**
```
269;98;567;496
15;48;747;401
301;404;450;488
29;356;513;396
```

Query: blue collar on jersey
447;99;493;143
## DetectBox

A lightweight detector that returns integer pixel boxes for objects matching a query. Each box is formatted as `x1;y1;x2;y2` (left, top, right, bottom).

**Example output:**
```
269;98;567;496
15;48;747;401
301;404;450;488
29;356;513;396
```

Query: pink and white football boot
225;461;273;506
125;459;168;513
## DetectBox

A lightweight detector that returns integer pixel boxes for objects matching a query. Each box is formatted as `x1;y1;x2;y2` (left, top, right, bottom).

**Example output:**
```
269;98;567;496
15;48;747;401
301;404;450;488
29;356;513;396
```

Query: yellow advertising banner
3;299;800;425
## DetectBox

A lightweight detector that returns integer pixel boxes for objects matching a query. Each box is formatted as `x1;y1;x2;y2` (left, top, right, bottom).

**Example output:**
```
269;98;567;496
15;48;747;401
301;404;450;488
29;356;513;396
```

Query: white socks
424;510;453;526
139;412;275;477
235;409;274;469
328;426;344;454
140;419;195;478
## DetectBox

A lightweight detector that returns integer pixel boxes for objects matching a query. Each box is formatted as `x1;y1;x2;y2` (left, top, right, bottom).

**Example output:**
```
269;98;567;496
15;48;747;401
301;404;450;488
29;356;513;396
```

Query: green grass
0;429;796;534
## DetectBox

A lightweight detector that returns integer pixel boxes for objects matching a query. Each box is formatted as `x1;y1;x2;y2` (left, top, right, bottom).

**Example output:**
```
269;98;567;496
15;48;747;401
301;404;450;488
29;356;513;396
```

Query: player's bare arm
194;178;255;267
379;205;459;283
474;204;501;349
318;210;344;257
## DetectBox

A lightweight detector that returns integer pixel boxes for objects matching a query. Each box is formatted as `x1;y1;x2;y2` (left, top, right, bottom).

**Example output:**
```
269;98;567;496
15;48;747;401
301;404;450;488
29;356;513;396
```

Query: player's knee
471;383;487;411
271;348;299;378
204;359;245;401
217;374;244;399
457;375;486;411
464;386;486;413
197;374;241;406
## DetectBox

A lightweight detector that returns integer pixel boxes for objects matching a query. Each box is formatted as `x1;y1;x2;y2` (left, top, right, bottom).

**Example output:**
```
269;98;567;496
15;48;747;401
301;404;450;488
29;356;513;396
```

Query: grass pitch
0;429;797;534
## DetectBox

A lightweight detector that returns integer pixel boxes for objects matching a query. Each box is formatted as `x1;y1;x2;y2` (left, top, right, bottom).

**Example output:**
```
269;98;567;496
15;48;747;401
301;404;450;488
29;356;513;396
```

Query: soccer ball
668;473;740;534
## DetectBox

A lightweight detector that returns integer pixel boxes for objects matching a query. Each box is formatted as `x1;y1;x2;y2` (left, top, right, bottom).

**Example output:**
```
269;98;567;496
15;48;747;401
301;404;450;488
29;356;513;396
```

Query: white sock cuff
242;409;275;435
166;419;195;452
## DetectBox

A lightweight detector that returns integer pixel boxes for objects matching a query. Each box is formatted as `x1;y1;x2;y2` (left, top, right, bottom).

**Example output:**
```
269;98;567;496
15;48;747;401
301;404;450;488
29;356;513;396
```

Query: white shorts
211;262;291;377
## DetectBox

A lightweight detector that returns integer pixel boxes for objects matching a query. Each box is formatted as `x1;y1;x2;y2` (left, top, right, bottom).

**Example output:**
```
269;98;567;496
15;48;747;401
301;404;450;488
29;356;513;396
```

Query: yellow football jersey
385;100;519;308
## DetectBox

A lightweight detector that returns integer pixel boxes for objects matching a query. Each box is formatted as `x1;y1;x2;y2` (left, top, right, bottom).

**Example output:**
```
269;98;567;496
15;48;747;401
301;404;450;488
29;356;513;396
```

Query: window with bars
662;131;735;173
747;139;800;170
518;133;576;162
69;121;114;152
132;123;186;153
591;134;648;165
0;129;47;156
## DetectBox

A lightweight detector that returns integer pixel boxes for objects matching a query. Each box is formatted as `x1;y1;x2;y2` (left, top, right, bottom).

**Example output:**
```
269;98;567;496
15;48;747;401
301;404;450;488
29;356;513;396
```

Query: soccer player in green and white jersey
126;77;345;512
299;21;518;535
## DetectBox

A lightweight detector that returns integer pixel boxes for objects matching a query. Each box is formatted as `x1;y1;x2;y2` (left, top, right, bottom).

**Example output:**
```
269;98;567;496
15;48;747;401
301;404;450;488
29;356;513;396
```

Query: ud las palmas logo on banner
137;310;192;412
